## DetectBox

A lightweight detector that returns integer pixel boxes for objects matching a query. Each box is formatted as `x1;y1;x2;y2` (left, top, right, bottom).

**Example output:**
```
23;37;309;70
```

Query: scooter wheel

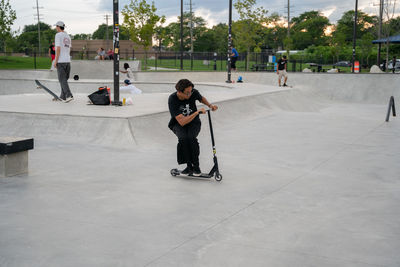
215;173;223;181
170;169;178;176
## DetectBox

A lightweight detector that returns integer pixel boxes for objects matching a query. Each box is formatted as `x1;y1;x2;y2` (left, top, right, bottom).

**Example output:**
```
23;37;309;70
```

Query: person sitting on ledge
119;79;142;95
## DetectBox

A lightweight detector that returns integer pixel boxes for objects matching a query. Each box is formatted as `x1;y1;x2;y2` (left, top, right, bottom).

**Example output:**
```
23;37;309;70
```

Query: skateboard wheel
170;169;178;176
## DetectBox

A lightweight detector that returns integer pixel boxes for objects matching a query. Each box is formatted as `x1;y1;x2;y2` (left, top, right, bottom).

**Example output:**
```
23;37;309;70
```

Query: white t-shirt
120;84;142;95
127;68;134;79
55;31;71;63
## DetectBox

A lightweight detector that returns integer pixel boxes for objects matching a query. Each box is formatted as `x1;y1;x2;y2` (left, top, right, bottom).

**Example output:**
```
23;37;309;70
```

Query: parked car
388;59;400;70
333;61;352;67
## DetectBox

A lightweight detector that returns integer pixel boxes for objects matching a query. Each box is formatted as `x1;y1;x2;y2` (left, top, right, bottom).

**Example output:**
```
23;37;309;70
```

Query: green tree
262;13;287;50
330;30;347;62
122;0;165;68
233;0;269;70
335;10;378;44
192;23;228;53
154;25;168;51
92;24;130;40
0;0;17;51
16;22;56;54
162;12;207;51
381;0;398;66
72;33;92;40
290;11;330;50
359;32;375;67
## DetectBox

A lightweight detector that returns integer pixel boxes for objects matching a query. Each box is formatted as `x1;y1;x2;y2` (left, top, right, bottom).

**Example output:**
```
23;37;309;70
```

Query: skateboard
35;80;62;101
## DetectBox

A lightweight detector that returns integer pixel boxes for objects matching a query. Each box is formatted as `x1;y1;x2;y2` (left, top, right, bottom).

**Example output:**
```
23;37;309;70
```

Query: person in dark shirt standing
392;56;397;74
277;55;288;87
168;79;218;175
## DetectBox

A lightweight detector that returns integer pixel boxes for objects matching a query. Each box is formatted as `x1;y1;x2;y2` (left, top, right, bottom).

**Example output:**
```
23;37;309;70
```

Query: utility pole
34;0;43;56
180;0;184;70
287;0;290;38
226;0;232;83
188;0;194;53
285;0;293;58
185;0;195;70
104;14;111;50
378;0;384;65
352;0;358;73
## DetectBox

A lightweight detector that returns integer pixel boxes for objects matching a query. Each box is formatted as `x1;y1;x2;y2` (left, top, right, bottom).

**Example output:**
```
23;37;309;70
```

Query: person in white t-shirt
120;79;142;95
54;21;73;102
120;63;134;81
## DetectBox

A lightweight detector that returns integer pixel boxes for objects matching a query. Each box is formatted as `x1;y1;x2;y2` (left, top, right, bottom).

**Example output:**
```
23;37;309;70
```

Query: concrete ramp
0;84;321;147
0;72;398;147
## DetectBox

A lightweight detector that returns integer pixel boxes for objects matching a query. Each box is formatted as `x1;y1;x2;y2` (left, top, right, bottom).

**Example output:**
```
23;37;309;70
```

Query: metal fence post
155;52;157;71
34;51;37;70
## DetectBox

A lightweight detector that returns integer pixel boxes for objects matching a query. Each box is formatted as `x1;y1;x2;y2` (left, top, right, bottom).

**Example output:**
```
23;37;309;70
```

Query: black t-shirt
49;44;55;55
277;58;287;70
168;89;203;129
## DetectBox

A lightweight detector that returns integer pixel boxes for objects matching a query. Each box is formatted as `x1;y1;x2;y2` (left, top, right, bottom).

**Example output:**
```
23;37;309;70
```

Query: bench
0;137;34;177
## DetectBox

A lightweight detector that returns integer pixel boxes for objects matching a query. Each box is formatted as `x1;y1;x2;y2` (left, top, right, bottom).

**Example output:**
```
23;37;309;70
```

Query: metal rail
385;96;396;122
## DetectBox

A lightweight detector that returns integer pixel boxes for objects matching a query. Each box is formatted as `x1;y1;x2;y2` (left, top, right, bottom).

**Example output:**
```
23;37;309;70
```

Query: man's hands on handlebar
198;104;218;115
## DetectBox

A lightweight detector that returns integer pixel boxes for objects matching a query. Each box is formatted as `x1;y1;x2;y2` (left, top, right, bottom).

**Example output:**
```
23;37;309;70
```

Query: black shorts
231;57;238;69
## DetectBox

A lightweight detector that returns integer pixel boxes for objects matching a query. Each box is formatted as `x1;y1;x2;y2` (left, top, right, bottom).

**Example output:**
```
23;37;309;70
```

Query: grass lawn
0;56;51;70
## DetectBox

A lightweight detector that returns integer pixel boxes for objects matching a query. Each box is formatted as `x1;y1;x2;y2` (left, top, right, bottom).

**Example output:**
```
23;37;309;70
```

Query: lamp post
214;52;217;71
352;0;358;73
180;0;184;70
112;0;122;105
226;0;232;83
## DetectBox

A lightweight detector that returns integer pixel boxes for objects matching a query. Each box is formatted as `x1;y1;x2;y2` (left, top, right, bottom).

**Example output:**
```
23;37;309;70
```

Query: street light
352;0;358;73
214;52;217;71
226;0;232;83
112;0;121;105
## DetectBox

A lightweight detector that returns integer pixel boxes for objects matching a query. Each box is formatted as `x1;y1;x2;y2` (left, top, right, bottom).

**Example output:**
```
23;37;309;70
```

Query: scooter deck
170;169;212;179
35;80;62;101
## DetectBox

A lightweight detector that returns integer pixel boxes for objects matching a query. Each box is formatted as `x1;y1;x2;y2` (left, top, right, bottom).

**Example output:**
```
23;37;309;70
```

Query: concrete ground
0;71;399;267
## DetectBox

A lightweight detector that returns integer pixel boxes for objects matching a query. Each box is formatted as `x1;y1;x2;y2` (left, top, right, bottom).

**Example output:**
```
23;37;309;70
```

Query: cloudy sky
11;0;386;35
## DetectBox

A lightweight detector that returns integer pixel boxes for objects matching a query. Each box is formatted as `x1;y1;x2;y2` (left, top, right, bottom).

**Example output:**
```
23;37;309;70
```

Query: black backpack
88;87;110;105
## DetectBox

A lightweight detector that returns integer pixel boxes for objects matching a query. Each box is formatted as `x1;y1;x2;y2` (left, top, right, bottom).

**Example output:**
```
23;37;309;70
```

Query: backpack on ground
88;87;110;105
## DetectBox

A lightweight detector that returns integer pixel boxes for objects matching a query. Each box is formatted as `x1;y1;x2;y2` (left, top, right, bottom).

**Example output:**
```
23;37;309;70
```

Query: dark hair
175;79;194;92
283;55;287;59
124;63;130;69
60;26;65;30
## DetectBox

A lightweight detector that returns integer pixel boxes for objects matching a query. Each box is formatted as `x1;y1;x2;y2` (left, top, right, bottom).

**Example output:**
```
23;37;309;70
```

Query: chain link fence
0;50;381;73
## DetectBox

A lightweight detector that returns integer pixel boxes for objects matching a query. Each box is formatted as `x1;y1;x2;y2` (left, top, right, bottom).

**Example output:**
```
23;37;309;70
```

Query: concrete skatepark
0;66;399;266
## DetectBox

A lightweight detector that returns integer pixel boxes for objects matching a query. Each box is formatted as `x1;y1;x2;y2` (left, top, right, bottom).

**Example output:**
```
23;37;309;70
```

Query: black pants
172;122;201;166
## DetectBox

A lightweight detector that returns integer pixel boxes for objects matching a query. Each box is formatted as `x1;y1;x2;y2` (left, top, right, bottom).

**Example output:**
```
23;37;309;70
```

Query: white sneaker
65;96;74;103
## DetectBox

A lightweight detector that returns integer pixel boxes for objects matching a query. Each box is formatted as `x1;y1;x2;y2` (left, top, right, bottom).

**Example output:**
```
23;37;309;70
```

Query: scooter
170;109;223;181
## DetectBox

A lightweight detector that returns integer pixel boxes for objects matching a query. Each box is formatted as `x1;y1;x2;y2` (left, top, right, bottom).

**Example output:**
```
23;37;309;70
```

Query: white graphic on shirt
63;37;71;48
181;104;192;116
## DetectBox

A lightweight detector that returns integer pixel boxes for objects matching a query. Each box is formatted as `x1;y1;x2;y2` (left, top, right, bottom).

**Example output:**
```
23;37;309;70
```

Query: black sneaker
283;84;288;87
181;166;193;175
193;165;202;174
